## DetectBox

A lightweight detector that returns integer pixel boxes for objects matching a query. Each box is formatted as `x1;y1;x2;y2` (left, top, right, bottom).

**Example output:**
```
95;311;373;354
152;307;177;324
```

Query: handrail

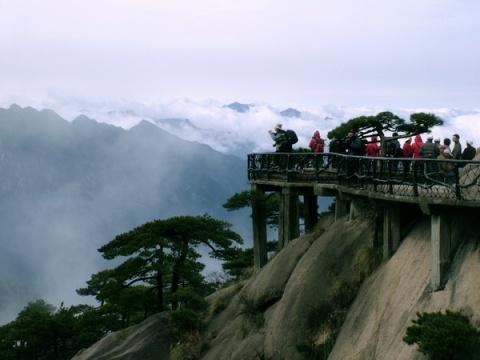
248;152;480;202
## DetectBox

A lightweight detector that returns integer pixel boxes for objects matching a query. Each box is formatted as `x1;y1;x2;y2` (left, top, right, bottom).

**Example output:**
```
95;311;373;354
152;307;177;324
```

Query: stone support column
349;198;362;221
335;196;350;221
383;206;401;260
251;184;267;270
431;214;451;291
303;191;318;233
278;187;299;249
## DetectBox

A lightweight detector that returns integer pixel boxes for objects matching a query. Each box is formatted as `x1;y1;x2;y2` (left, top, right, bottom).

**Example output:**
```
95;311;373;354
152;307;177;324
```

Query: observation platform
248;152;480;291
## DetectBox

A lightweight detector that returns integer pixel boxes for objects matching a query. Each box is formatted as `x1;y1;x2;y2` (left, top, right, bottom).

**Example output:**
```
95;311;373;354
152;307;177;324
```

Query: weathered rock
329;219;480;360
263;215;374;359
72;313;171;360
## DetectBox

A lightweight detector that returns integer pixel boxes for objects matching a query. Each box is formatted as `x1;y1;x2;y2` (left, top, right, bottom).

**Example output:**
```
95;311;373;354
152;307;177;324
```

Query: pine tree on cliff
327;111;443;152
88;215;242;311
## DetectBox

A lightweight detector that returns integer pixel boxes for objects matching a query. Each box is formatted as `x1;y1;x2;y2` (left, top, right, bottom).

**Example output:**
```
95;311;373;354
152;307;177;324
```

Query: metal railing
248;152;480;202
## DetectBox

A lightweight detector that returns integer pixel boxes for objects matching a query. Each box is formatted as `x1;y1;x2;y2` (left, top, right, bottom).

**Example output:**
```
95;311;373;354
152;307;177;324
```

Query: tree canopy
79;215;242;312
327;111;443;144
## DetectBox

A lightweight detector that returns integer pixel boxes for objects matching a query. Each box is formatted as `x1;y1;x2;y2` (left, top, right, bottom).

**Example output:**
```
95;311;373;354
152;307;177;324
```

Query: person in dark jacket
462;140;476;160
346;131;365;156
269;124;291;153
434;138;441;156
452;134;462;160
420;136;439;159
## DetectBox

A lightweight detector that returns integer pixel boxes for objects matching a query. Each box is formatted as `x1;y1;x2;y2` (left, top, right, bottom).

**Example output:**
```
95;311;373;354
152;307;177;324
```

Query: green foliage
327;111;443;143
239;294;264;329
329;280;358;311
404;311;480;360
168;288;208;312
352;246;383;281
170;309;203;336
80;214;242;313
221;241;276;280
170;332;202;360
0;300;121;360
223;190;281;228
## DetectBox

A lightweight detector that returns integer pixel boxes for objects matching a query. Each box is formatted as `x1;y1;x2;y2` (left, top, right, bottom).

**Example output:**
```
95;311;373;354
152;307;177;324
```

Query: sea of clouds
1;95;479;156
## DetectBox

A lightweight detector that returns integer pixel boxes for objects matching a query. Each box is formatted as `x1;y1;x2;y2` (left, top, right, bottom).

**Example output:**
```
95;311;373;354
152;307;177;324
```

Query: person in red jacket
403;138;413;158
412;134;423;158
365;136;381;157
309;130;325;153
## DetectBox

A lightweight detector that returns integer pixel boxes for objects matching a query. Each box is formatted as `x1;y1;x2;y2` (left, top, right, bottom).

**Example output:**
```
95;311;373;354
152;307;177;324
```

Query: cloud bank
2;96;478;156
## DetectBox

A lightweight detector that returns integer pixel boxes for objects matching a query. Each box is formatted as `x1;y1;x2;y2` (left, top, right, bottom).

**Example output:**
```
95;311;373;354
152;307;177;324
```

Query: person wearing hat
462;140;476;160
420;135;439;159
268;123;291;152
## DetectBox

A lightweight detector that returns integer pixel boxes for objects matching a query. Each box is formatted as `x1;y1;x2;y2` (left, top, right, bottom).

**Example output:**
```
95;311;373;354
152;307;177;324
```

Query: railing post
412;160;419;197
387;160;393;194
454;164;461;199
286;154;291;181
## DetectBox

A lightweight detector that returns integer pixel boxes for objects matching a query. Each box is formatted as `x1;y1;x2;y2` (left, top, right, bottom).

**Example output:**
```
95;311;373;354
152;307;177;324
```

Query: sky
1;0;480;108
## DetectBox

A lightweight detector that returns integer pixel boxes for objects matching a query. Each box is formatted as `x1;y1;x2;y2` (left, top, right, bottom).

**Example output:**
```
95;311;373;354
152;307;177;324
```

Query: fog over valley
0;104;250;323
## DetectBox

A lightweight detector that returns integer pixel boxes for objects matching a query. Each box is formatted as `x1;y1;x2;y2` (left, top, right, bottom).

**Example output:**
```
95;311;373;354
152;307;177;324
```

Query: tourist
309;130;325;153
437;144;455;182
346;130;365;156
403;138;413;158
402;138;413;174
434;138;441;155
420;136;439;159
462;140;476;160
268;124;291;153
412;135;424;158
387;133;402;158
365;136;381;157
452;134;462;160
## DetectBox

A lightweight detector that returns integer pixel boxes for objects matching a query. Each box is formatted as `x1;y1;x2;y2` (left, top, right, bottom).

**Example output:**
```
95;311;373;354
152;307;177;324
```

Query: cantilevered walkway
248;152;480;290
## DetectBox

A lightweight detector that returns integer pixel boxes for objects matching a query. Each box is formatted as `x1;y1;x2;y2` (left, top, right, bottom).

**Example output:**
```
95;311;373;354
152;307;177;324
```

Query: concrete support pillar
349;198;362;221
383;206;401;260
278;187;299;249
303;191;318;233
431;214;451;291
335;196;350;222
251;185;267;270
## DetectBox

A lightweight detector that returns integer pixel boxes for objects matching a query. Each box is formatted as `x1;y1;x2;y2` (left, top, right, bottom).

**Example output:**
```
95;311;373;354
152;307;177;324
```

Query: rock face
72;313;171;360
328;218;480;360
202;212;376;359
72;210;480;360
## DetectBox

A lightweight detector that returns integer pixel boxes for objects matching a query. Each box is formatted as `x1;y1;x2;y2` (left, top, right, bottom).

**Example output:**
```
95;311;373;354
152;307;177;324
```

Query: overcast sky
1;0;479;108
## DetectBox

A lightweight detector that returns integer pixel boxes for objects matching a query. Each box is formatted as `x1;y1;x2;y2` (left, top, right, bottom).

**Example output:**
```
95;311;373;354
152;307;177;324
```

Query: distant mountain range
0;105;249;323
280;108;302;118
225;102;252;113
224;102;302;118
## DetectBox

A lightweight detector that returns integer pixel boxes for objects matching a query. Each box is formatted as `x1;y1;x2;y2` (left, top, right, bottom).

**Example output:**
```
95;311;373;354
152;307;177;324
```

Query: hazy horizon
1;0;480;108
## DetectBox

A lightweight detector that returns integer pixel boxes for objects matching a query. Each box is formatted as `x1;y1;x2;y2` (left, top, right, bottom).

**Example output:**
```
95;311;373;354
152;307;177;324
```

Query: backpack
387;141;398;157
285;130;298;145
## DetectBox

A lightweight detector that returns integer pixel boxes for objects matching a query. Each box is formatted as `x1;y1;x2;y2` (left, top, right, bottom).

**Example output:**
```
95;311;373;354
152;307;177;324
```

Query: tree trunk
156;271;164;312
171;239;188;310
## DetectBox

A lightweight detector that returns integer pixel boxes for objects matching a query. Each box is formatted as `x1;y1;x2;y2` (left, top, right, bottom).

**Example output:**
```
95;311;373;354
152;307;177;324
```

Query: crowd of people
268;123;477;162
